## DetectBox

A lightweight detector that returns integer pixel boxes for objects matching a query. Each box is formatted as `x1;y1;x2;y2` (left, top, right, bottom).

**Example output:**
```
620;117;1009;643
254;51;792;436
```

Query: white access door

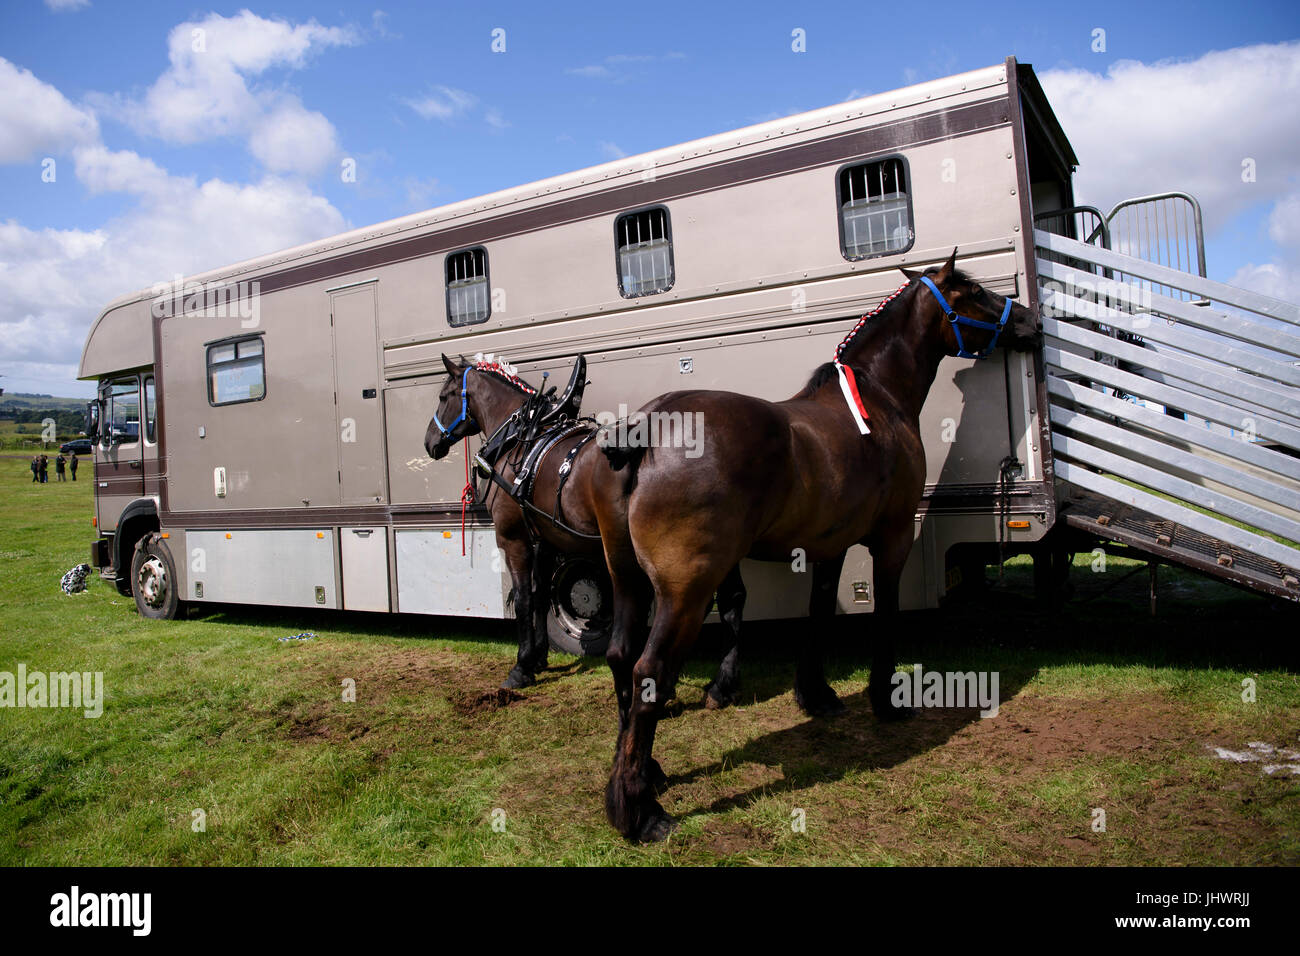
341;527;390;612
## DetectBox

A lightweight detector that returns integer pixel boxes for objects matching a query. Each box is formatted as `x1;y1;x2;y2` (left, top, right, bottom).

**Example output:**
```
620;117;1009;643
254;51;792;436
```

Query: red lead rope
460;447;475;557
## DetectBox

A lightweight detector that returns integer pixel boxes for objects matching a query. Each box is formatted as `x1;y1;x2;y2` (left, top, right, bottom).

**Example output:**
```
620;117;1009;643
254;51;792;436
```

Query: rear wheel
131;533;183;620
546;557;612;657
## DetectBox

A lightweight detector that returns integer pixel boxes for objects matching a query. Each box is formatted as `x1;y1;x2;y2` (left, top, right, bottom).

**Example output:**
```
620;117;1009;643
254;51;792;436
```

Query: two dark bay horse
592;251;1042;841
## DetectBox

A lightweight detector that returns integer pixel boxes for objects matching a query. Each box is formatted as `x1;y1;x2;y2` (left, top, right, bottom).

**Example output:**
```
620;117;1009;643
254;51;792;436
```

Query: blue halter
919;275;1014;360
433;366;477;439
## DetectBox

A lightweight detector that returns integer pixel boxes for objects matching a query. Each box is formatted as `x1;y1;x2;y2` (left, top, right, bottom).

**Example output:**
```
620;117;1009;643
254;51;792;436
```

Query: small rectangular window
207;335;266;406
839;157;914;259
616;207;674;297
446;248;490;326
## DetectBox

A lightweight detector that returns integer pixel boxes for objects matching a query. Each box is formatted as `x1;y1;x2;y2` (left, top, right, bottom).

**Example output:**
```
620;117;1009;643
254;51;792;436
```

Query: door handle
362;388;377;399
129;461;142;470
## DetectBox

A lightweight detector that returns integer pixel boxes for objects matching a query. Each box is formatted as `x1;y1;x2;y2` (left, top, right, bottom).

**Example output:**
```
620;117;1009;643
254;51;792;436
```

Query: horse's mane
798;268;973;394
457;354;537;395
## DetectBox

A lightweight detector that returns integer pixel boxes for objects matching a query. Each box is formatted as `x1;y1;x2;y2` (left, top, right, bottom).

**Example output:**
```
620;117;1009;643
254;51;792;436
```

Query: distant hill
0;393;89;413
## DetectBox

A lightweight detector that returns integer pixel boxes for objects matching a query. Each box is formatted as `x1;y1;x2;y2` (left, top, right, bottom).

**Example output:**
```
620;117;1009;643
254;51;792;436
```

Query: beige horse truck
78;57;1300;652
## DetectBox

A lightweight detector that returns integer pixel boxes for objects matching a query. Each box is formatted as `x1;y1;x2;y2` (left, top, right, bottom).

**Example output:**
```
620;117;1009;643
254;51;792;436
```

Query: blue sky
1;0;1298;396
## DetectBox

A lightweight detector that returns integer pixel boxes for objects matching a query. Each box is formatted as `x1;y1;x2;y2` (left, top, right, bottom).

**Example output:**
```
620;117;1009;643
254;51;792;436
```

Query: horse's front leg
794;551;847;717
866;524;917;721
500;535;543;689
528;543;554;672
705;564;745;709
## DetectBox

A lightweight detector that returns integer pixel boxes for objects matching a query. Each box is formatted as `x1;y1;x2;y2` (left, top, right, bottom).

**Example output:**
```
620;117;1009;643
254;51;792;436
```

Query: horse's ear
441;353;459;377
898;265;921;281
936;247;958;282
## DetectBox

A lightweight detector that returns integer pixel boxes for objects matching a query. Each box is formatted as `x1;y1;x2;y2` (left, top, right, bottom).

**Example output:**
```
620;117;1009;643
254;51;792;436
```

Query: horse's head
424;352;540;460
903;249;1042;359
424;353;479;460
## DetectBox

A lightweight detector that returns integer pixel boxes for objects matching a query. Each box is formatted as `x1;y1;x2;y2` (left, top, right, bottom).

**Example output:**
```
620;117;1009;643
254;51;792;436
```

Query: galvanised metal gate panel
1036;228;1300;596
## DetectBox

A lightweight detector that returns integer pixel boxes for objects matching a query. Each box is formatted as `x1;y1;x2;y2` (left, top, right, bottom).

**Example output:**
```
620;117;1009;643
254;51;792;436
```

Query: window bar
847;170;859;255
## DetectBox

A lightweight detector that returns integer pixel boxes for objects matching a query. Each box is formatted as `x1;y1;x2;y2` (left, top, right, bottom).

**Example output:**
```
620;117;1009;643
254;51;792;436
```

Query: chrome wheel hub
138;556;168;609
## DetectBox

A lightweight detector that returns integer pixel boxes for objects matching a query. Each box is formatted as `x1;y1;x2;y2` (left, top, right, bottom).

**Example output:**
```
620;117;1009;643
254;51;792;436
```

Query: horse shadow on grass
655;568;1300;822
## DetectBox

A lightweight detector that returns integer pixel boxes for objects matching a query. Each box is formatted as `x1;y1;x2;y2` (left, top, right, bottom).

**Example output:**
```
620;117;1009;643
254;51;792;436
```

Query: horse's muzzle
425;427;449;460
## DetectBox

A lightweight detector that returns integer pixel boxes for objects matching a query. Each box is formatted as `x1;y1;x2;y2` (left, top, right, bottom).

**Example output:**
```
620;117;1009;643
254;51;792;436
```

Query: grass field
1;455;1297;865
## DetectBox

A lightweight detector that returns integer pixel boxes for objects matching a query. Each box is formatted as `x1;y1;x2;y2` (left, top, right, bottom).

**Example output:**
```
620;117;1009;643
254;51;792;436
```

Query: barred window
839;158;914;259
616;207;674;297
446;248;490;326
207;336;266;406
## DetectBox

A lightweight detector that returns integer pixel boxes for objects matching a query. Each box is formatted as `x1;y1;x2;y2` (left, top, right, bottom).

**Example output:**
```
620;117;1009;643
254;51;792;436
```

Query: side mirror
84;401;100;442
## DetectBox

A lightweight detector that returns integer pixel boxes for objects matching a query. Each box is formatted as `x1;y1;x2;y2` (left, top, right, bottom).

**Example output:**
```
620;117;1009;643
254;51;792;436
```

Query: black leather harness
472;356;603;542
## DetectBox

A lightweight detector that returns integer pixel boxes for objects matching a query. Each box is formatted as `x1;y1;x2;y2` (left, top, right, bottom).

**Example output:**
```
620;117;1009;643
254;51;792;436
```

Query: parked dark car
60;438;93;455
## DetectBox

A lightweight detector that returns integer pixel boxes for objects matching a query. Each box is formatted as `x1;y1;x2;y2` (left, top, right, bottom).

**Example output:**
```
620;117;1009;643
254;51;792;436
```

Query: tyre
130;533;184;620
546;557;612;657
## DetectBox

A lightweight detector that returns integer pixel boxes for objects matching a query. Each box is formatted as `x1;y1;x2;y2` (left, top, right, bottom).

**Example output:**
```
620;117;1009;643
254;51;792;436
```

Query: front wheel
546;557;612;657
131;533;184;620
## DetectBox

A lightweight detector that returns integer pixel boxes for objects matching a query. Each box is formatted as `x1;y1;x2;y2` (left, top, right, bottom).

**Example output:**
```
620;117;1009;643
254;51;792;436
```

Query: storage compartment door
341;527;390;612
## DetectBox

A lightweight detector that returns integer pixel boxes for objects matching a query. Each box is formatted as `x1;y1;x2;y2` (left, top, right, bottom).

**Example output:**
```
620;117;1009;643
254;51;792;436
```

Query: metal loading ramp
1035;226;1300;603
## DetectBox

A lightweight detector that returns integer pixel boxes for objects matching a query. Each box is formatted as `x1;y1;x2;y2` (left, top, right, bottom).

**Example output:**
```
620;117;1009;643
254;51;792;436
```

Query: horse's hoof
636;811;678;844
501;667;535;690
704;683;735;710
795;686;845;718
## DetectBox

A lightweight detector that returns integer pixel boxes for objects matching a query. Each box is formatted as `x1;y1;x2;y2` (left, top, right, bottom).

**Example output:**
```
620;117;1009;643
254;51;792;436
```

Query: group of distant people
30;453;77;483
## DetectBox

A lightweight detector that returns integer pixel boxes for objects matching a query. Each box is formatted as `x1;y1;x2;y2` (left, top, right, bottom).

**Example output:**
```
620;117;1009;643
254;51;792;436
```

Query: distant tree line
0;406;85;432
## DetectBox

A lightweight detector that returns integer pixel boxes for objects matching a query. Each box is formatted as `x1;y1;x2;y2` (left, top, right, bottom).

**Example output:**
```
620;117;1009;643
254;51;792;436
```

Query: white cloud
98;10;356;176
44;0;90;11
73;144;174;196
566;53;686;82
248;98;339;174
566;65;612;79
404;176;440;209
1230;190;1300;301
1228;260;1300;303
1267;192;1300;247
599;141;626;160
0;144;346;392
405;86;477;121
1040;43;1300;232
404;86;505;131
0;57;99;163
1041;42;1300;303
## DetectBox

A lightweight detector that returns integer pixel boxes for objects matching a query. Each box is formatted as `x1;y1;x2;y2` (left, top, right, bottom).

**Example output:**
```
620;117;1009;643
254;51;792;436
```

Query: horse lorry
77;57;1300;654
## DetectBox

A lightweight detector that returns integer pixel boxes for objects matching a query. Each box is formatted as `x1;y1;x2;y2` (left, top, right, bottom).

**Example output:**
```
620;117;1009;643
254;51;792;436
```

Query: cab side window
105;377;141;445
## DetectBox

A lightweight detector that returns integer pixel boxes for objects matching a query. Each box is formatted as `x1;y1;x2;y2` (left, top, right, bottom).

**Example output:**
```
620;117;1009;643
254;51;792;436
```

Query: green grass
0;456;1297;865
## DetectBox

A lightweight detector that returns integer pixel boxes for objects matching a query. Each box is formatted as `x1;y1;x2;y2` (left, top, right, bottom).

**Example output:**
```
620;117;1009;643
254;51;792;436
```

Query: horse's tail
600;439;647;495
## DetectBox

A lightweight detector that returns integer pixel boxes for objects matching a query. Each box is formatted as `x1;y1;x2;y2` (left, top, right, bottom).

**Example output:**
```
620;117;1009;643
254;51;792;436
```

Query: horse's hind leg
705;564;745;709
794;552;847;717
607;581;715;843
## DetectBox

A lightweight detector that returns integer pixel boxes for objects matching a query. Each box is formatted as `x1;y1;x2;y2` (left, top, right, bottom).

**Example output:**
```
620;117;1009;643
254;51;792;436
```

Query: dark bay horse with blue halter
423;353;748;698
591;250;1042;841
